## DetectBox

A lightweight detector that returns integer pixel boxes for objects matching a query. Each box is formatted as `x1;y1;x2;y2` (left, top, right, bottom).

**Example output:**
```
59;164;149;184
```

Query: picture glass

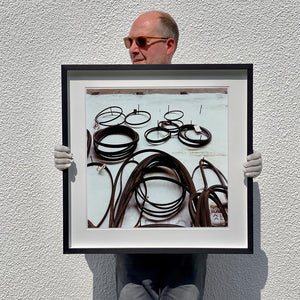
86;88;228;229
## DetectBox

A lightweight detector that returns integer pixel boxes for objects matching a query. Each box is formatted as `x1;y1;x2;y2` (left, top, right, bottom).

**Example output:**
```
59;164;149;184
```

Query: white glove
54;145;73;171
243;151;262;178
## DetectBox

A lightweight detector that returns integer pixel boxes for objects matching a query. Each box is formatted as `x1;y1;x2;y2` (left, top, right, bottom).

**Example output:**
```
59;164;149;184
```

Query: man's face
128;15;172;64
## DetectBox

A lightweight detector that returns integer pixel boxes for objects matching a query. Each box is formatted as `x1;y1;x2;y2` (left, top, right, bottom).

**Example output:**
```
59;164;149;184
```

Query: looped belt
189;158;228;227
178;124;212;147
125;109;151;126
94;105;125;128
87;129;92;158
109;149;197;228
93;125;139;162
144;127;171;144
87;162;114;228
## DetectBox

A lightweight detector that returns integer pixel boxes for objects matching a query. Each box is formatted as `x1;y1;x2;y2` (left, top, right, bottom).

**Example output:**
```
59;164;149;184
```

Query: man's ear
166;38;176;56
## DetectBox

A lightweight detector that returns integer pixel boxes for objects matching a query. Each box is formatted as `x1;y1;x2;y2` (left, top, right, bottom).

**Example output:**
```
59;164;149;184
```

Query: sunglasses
123;36;169;49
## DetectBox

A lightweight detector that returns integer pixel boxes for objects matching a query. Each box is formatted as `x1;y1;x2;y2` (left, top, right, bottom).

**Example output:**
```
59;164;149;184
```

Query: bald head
127;11;179;64
132;11;179;48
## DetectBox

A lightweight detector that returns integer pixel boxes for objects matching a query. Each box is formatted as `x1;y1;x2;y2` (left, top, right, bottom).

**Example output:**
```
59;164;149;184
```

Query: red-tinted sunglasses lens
135;37;147;47
124;37;133;48
124;37;147;48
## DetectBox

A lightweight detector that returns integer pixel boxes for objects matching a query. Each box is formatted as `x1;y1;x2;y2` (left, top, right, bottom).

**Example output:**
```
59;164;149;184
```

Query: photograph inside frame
86;87;228;229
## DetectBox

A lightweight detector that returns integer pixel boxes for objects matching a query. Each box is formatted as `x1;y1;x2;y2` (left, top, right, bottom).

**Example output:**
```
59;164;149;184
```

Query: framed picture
62;64;253;254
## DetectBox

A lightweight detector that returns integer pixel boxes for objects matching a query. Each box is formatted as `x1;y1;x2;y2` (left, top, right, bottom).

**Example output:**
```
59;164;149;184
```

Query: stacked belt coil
93;125;139;162
189;158;228;227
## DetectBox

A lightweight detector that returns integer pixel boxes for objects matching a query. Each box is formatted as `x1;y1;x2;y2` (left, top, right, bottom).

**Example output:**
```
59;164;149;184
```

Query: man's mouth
133;58;145;64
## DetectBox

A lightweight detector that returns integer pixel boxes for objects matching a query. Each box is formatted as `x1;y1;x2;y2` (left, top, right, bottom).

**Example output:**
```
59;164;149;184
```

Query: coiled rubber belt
109;149;197;228
93;125;139;162
189;158;228;227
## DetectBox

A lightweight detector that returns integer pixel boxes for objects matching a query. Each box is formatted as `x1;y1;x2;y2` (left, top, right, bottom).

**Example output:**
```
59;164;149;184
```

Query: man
55;11;262;299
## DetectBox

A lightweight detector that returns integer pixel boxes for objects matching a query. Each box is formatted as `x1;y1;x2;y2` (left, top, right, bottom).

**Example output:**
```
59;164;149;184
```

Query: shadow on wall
85;254;116;300
203;182;268;300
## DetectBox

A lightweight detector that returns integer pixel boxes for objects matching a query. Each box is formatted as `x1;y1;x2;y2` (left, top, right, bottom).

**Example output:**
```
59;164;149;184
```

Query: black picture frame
62;64;253;254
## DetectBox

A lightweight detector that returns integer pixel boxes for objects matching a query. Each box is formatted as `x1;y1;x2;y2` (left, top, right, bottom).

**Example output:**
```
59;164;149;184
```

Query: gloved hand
54;145;73;171
243;151;262;178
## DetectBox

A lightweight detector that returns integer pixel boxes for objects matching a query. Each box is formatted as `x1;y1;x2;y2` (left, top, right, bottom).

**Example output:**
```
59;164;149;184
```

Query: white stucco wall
1;1;299;299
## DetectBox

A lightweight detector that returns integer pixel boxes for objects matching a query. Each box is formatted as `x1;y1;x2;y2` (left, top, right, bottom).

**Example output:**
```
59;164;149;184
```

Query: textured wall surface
1;1;299;299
